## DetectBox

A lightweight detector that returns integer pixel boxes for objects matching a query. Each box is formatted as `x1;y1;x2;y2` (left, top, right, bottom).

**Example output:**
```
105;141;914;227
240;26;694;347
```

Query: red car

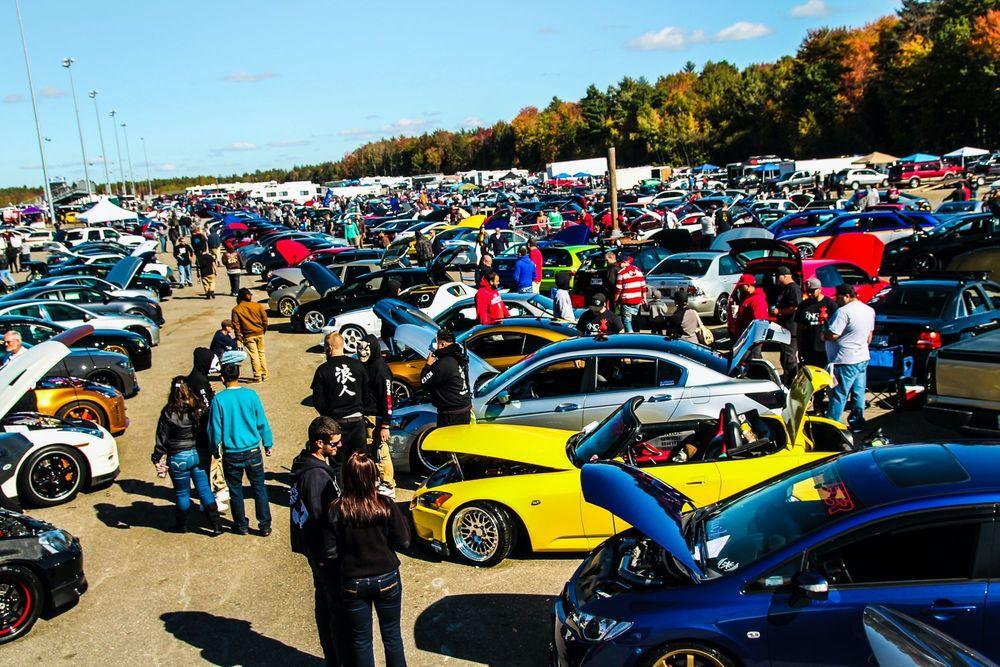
729;234;889;305
887;160;962;188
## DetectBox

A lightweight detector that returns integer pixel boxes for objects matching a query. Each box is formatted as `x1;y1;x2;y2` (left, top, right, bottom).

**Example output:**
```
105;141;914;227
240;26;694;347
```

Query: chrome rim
452;507;500;562
303;311;326;333
715;294;729;323
278;297;297;317
29;452;81;502
796;243;814;258
340;326;366;352
104;344;129;356
391;380;412;405
0;577;31;636
249;262;264;275
651;648;726;667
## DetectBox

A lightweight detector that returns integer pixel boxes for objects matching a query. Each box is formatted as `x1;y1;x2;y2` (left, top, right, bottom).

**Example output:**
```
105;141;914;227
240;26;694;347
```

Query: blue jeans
620;303;639;333
342;569;406;667
177;263;192;285
0;270;12;289
167;449;216;512
826;361;868;431
221;349;247;366
221;448;271;531
159;235;167;252
517;286;533;293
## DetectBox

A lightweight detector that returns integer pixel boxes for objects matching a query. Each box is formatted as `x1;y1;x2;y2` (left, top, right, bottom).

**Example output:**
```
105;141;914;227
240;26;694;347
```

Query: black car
571;242;676;307
882;211;1000;274
3;286;164;325
0;508;86;643
868;273;1000;384
44;259;172;299
0;315;152;370
290;262;446;333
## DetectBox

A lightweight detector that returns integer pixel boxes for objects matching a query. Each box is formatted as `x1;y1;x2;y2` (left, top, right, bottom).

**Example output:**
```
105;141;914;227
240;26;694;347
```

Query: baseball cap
776;266;793;276
805;277;823;290
835;283;856;297
590;293;607;308
736;273;756;287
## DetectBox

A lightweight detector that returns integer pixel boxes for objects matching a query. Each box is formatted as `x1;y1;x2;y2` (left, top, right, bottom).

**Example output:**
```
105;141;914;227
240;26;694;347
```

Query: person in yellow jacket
231;288;269;382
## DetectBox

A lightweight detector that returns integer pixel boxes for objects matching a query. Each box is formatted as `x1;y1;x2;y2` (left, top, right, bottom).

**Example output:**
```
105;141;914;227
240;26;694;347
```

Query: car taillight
916;331;941;350
687;284;704;296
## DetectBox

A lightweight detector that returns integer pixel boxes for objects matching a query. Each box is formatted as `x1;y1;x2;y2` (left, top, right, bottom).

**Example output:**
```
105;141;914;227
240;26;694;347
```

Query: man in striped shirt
614;256;647;333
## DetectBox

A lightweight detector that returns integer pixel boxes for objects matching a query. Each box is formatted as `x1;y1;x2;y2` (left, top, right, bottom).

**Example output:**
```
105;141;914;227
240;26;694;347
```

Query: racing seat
698;405;741;461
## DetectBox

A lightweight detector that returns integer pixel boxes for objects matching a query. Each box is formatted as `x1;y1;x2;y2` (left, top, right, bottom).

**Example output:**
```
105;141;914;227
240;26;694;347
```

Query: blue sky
1;0;900;188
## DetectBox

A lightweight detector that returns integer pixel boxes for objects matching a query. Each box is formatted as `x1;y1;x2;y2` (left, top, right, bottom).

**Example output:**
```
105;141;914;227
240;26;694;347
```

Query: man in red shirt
528;239;543;294
475;271;510;325
729;274;769;351
614;256;647;333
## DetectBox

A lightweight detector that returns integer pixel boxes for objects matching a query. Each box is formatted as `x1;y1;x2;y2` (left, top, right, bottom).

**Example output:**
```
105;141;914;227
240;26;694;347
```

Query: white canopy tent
76;196;139;224
943;146;990;167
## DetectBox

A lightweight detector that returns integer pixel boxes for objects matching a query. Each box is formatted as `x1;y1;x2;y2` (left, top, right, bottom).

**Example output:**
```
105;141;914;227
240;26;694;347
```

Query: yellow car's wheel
449;502;515;567
645;643;735;667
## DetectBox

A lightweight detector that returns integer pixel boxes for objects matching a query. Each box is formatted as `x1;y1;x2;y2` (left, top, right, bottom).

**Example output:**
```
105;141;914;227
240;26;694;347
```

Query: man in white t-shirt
822;283;876;431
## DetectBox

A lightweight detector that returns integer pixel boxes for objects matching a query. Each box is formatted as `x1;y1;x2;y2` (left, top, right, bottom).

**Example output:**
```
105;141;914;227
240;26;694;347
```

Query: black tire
339;324;368;353
795;242;815;258
909;177;920;188
101;342;130;358
56;400;109;430
0;564;43;644
17;445;86;507
409;428;450;475
125;326;152;345
87;370;122;392
126;308;146;318
277;296;298;317
641;641;736;667
880;179;888;188
713;293;729;323
301;309;327;334
448;502;516;567
912;253;938;273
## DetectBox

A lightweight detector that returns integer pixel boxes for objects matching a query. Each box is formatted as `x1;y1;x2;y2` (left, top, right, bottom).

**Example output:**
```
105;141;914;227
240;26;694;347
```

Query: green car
539;245;601;294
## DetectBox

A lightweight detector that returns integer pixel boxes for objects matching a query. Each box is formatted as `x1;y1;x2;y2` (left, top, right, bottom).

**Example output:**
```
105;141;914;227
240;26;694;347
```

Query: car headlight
39;529;73;554
566;610;633;642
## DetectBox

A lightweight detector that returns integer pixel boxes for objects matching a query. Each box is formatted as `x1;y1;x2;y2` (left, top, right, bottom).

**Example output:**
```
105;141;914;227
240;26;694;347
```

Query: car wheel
277;296;298;317
912;253;938;273
301;310;327;334
794;242;815;258
880;179;888;188
340;324;367;353
449;502;516;567
248;261;265;275
644;642;735;667
87;370;122;392
126;308;146;318
851;181;860;191
125;326;152;345
18;445;86;507
390;379;412;405
0;565;43;644
102;342;130;358
976;175;986;187
713;293;729;323
909;177;920;188
56;400;109;430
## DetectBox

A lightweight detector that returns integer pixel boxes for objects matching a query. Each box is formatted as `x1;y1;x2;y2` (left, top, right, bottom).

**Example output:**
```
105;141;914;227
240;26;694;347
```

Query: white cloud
214;142;258;153
222;72;278;83
38;86;67;99
383;118;429;134
790;0;829;18
338;128;378;140
628;26;707;51
267;139;309;147
715;21;773;42
158;163;177;171
462;117;484;128
2;93;24;104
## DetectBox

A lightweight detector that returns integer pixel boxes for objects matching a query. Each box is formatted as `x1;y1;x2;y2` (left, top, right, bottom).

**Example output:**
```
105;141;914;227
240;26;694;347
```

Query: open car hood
813;232;885;278
300;261;343;296
106;256;143;289
275;239;312;266
373;298;439;332
394;324;496;387
0;325;93;419
130;239;158;257
421;423;575;471
647;228;695;253
728;237;801;275
581;461;704;583
710;227;774;252
783;365;834;444
728;320;791;376
380;242;411;269
548;224;590;245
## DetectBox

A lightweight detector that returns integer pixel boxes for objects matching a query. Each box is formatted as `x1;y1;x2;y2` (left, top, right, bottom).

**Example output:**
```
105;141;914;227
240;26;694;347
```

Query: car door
766;507;993;666
479;354;592;430
583;355;682;426
38;302;87;327
959;285;1000;338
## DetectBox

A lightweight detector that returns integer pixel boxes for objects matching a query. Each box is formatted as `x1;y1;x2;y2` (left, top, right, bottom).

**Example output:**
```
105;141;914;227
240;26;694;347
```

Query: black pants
227;272;240;294
342;569;405;667
308;557;353;667
779;337;799;386
335;419;370;464
437;408;472;428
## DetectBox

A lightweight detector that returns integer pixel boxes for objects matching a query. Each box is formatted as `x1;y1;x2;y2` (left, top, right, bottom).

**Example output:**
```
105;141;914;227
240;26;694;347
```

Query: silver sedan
644;251;744;323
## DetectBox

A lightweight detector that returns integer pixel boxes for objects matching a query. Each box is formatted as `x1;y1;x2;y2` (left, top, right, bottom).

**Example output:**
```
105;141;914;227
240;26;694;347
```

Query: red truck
888;160;963;188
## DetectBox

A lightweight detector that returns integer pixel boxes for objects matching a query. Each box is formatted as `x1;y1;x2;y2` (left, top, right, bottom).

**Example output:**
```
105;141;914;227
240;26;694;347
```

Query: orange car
16;377;129;436
388;318;577;401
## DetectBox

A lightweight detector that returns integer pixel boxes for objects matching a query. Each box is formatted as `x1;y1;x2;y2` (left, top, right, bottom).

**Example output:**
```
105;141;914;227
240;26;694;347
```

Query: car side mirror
792;570;828;601
493;390;511;406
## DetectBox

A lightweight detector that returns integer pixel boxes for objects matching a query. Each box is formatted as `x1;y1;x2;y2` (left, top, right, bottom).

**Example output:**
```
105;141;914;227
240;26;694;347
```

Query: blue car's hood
581;461;704;583
300;261;343;296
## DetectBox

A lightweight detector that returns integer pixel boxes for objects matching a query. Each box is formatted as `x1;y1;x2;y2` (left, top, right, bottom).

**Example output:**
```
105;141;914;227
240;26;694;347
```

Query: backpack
695;312;714;346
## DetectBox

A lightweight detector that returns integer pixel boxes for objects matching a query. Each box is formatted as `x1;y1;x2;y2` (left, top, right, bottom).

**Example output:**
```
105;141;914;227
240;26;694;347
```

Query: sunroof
873;446;970;488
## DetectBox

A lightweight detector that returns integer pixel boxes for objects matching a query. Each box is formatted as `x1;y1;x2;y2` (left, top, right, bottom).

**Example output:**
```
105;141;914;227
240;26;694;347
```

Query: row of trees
2;0;996;206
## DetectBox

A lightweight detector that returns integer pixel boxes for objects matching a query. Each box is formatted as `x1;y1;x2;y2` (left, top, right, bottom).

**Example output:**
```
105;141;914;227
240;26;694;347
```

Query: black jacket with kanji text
311;355;369;419
420;343;472;411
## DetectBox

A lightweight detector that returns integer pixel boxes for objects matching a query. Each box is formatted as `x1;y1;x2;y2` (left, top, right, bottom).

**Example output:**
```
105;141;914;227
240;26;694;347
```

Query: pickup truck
925;329;1000;435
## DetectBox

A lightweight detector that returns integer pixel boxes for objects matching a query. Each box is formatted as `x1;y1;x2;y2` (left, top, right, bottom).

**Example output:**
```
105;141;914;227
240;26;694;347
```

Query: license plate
872;334;889;347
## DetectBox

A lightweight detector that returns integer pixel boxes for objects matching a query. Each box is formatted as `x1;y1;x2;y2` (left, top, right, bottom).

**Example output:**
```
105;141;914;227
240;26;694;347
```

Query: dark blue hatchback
553;443;1000;666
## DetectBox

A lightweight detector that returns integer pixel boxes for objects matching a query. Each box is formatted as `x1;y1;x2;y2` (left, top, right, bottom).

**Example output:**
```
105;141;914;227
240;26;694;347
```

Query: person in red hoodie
729;274;769;357
527;239;543;294
475;271;510;325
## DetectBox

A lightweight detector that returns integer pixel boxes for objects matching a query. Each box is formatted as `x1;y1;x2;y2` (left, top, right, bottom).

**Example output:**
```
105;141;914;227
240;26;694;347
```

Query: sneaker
377;483;396;499
216;500;228;513
215;488;230;503
258;526;272;537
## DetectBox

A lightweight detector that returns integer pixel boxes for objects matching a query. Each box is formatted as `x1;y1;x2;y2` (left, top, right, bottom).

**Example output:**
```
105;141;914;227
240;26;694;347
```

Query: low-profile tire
56;400;109;430
102;342;130;358
248;261;265;276
713;293;729;323
794;242;815;258
642;641;736;667
125;326;152;345
410;428;451;475
17;445;86;507
880;179;888;187
277;296;298;317
301;310;327;334
87;370;122;392
912;253;938;273
909;177;920;188
448;502;516;567
126;308;146;318
340;324;367;353
0;564;43;644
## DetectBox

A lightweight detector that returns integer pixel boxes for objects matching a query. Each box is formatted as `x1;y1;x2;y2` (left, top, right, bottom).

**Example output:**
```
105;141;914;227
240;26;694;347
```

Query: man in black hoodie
358;334;395;496
420;328;472;426
311;332;369;464
289;416;349;666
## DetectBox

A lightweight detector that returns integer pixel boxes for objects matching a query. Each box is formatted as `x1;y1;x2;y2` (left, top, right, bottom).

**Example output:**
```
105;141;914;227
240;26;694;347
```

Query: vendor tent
77;197;138;224
943;146;990;167
851;152;898;166
898;153;940;163
693;163;720;173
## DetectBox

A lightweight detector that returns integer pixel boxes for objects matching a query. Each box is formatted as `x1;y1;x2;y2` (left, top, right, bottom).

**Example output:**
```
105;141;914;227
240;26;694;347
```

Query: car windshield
936;202;977;214
922;216;971;237
527;294;555;313
651;257;711;277
694;458;858;576
868;285;952;318
568;402;639;466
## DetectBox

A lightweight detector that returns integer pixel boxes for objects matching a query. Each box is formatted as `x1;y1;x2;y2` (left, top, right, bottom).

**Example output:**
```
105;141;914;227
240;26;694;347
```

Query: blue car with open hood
553;442;1000;666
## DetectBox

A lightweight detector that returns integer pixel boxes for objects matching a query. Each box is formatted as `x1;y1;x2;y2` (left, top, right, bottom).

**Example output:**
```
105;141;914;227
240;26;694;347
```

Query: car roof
524;333;727;371
461;318;577;338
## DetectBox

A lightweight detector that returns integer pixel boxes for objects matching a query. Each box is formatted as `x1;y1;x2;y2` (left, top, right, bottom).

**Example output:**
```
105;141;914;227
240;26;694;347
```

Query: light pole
62;57;92;196
88;91;111;195
121;122;136;200
14;0;56;223
140;136;153;197
109;109;127;196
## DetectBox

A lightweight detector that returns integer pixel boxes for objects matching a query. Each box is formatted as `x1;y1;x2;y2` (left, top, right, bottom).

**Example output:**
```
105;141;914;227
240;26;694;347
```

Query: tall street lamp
140;136;153;198
62;57;91;195
121;122;136;200
109;109;127;196
88;91;112;195
13;0;56;222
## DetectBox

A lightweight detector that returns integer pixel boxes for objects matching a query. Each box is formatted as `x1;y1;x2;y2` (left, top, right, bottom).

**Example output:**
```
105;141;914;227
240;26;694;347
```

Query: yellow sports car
410;365;853;565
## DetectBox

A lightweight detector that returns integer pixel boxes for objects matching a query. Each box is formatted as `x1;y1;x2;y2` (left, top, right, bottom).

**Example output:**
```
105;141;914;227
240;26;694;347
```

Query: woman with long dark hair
327;451;410;667
151;376;222;535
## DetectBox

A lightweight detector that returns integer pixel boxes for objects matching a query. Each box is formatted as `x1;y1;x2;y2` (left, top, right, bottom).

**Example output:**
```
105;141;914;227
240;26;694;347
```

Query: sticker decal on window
817;481;855;516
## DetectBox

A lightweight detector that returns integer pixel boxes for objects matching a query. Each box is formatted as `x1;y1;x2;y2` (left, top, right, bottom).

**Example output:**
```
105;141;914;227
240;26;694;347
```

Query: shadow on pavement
95;500;176;530
117;478;176;502
161;611;323;666
414;593;554;666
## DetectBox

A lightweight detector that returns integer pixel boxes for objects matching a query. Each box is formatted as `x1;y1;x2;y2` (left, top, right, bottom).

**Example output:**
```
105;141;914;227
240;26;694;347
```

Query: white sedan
319;281;476;352
0;300;160;345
